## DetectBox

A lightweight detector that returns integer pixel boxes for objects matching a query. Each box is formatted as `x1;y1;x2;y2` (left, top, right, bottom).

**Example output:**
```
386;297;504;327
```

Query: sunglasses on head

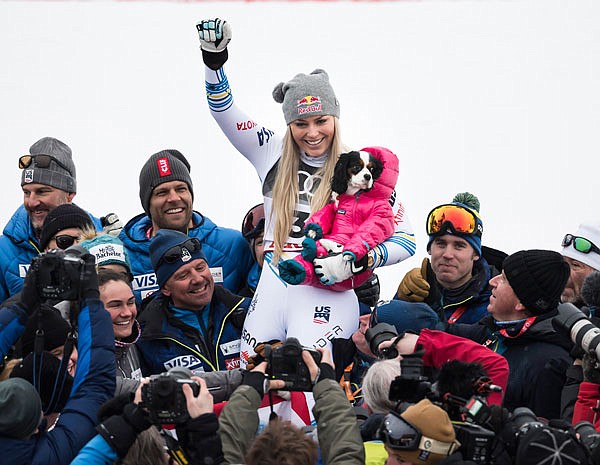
53;235;79;250
242;204;265;239
426;204;482;238
158;238;202;267
378;410;459;455
562;234;600;255
19;154;73;176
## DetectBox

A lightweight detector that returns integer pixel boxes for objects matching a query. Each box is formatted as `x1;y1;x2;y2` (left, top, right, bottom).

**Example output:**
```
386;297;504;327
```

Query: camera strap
161;429;191;465
45;331;76;414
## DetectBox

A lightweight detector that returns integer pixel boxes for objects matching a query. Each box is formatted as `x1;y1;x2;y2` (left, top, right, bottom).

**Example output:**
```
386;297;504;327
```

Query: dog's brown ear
331;152;353;195
369;156;384;180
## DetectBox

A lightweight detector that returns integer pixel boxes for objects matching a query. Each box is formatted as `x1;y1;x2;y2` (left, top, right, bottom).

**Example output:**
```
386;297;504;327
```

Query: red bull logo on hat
297;95;323;116
297;95;321;106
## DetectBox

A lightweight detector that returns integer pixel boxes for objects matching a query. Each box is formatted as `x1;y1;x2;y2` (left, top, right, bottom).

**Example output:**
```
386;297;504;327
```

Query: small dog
331;150;384;201
278;147;398;291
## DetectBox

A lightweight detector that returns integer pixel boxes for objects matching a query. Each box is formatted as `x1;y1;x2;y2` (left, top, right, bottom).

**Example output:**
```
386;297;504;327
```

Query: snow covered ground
1;0;599;298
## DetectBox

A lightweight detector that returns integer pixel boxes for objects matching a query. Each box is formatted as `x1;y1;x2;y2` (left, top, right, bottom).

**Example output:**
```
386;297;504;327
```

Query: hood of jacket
359;146;399;201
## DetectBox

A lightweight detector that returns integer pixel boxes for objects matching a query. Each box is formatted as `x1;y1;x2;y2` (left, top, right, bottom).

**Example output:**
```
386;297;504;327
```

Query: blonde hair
271;117;347;262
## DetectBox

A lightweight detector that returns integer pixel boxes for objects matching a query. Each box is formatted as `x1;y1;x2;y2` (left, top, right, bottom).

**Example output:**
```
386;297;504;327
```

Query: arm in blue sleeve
70;435;118;465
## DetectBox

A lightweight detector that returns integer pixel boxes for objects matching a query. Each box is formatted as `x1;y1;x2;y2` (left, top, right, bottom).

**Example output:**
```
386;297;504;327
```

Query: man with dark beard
120;149;253;302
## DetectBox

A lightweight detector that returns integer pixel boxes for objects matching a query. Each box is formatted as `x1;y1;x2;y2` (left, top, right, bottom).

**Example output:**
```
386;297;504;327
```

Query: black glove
242;370;269;397
354;273;380;308
177;413;224;465
65;246;99;300
582;352;600;384
96;403;152;458
18;265;41;316
97;392;135;422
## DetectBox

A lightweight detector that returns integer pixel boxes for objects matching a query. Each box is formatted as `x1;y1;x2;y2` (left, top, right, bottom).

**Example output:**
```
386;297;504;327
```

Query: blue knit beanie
150;229;207;288
426;192;483;257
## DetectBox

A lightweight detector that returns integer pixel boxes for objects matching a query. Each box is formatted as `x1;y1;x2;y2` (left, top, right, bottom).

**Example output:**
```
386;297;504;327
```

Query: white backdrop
1;0;599;298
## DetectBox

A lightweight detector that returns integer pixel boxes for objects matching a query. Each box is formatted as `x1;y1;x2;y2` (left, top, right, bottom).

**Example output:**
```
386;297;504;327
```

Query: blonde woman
197;18;416;364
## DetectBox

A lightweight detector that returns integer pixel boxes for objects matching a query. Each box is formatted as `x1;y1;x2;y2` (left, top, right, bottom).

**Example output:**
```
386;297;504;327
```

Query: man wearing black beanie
119;149;253;302
447;249;573;419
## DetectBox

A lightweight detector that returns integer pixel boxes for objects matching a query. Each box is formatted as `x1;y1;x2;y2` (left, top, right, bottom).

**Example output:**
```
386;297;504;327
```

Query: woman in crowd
196;18;416;362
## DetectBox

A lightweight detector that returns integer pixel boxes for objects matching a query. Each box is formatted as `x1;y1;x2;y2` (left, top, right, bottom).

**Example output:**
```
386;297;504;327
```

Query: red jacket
572;381;600;429
307;146;398;260
417;329;509;406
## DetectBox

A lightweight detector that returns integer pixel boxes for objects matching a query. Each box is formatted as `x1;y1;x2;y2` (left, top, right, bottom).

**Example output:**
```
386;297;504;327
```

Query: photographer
71;374;223;465
219;345;365;465
0;246;115;465
368;328;508;407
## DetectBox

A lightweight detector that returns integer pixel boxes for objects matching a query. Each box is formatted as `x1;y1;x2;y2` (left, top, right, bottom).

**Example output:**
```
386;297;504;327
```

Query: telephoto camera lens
554;303;600;360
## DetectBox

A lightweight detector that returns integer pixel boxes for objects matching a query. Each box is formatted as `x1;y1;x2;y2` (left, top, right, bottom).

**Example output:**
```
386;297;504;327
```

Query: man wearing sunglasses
560;222;600;307
119;149;253;303
136;229;250;376
396;193;500;325
0;137;103;303
558;222;600;421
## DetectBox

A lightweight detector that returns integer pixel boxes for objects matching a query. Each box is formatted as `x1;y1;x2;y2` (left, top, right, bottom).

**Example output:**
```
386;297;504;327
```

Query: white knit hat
561;221;600;271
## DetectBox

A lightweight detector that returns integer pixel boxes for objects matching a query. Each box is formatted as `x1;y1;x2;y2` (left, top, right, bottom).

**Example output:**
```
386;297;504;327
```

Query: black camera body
267;337;321;391
141;367;200;425
365;322;399;359
31;250;85;301
453;421;496;465
388;351;432;404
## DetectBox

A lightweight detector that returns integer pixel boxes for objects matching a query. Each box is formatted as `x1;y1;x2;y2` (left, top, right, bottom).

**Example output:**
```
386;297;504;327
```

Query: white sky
1;0;599;298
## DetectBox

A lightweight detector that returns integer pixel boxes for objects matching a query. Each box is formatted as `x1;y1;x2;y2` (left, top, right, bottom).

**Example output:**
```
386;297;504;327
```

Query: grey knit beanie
138;149;194;217
21;137;77;193
272;69;340;125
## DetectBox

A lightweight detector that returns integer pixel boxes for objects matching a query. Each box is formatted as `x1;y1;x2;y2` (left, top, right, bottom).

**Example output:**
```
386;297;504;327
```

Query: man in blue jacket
136;229;250;375
0;137;103;303
119;149;253;302
0;246;115;465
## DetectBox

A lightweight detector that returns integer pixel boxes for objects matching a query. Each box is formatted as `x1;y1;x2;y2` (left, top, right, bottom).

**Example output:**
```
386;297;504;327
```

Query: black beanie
0;378;42;439
10;351;74;414
39;203;94;250
503;250;570;315
138;149;194;217
18;304;72;357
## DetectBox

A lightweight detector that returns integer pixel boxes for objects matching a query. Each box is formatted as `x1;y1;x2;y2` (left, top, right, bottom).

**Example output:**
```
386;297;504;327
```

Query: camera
266;337;321;391
31;249;85;301
553;302;600;359
141;367;200;425
388;351;432;404
365;322;400;359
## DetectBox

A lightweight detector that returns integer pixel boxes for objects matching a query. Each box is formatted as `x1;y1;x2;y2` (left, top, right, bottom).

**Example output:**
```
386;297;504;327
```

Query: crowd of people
1;15;600;465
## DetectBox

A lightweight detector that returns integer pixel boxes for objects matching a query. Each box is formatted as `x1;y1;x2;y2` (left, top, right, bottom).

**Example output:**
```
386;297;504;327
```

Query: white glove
314;253;354;286
101;213;123;237
196;18;232;53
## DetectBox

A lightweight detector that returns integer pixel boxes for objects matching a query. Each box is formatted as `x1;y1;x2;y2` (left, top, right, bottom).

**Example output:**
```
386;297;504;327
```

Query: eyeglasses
562;234;600;255
157;238;202;267
241;203;265;239
379;410;459;455
426;204;482;238
19;154;73;176
53;235;79;250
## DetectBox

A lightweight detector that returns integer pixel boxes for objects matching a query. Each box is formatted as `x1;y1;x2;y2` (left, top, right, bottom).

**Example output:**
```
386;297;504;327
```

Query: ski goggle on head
378;410;459;455
426;204;483;238
241;204;265;240
562;234;600;255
